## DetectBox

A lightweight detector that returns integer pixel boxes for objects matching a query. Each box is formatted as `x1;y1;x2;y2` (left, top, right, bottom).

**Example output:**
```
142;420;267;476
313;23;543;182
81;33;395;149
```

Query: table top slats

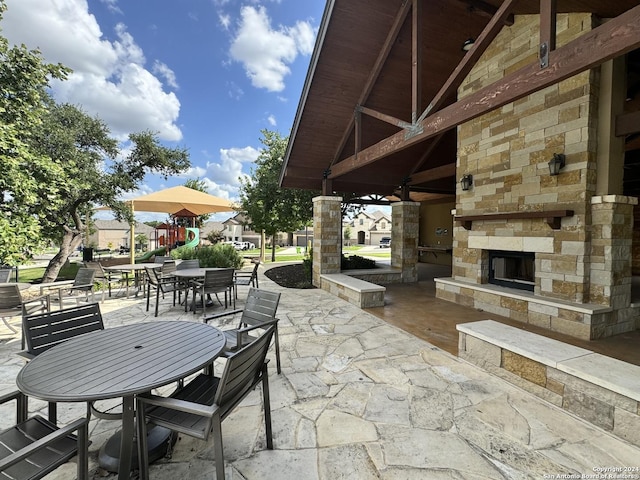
17;321;225;402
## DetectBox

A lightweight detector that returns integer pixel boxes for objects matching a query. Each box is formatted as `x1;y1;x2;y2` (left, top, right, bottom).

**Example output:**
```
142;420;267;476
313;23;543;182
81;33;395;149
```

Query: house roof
93;220;154;234
281;0;640;200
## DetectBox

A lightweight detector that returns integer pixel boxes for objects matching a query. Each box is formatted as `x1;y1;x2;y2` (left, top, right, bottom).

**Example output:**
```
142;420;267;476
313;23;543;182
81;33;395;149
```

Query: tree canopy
238;130;317;261
0;2;190;279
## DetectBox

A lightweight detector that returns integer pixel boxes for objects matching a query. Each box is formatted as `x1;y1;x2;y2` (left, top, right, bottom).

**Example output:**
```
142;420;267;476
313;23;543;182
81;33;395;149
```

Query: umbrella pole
130;201;135;264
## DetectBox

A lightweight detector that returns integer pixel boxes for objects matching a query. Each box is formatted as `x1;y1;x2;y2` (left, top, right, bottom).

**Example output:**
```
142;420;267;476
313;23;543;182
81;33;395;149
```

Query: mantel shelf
454;210;574;230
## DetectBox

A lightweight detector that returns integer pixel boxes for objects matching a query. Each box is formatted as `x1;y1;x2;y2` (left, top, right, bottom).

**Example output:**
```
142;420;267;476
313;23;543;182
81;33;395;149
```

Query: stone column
590;195;638;336
391;201;420;283
312;195;342;287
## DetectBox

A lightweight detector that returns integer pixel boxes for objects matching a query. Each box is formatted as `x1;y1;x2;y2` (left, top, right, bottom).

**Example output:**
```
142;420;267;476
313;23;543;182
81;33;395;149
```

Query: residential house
87;220;156;251
349;210;391;245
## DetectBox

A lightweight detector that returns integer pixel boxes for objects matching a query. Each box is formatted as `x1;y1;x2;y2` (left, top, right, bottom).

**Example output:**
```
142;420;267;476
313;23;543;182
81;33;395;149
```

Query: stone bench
457;320;640;447
320;273;385;308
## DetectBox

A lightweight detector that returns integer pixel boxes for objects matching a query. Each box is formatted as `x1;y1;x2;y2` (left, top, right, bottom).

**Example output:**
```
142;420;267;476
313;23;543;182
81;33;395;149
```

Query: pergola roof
281;0;640;200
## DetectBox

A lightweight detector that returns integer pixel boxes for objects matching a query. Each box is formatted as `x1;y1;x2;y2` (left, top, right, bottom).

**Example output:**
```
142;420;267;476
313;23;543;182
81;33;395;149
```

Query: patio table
104;263;163;297
16;320;226;479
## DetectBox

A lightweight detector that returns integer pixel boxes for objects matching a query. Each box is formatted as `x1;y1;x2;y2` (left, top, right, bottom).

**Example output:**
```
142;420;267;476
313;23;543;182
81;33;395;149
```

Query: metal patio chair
84;261;123;301
145;266;180;317
233;259;260;298
19;303;107;423
41;268;96;309
136;325;275;480
205;287;282;373
0;284;50;334
191;268;235;315
0;390;89;480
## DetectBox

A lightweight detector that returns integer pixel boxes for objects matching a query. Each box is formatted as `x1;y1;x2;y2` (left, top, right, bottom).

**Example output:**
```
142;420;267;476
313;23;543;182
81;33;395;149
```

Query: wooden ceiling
281;0;640;201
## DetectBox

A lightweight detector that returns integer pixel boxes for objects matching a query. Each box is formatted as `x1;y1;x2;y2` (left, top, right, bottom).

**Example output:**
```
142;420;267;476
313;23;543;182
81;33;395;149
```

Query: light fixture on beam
462;38;475;52
460;174;473;191
548;153;566;176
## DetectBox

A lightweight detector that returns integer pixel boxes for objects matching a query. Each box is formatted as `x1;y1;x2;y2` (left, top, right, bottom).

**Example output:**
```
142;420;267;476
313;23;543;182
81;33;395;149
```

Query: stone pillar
312;195;342;287
391;201;420;283
590;195;638;336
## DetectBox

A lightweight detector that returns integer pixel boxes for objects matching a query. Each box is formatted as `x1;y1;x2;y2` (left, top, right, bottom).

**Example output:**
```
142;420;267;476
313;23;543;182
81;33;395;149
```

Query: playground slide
185;228;199;248
135;247;167;263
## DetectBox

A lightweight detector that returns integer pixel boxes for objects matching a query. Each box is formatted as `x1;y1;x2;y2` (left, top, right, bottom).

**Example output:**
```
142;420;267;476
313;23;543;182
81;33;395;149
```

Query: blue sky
2;0;325;221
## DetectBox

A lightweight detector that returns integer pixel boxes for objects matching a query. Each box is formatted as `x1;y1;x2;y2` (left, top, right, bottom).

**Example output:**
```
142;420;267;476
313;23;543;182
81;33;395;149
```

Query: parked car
379;237;391;248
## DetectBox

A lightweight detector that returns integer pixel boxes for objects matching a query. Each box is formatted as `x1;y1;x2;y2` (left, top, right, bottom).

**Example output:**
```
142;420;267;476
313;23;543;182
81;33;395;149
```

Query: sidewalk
1;265;639;479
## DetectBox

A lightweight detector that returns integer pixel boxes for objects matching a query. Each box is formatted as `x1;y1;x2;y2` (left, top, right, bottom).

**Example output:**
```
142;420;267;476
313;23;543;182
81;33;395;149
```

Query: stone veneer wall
391;202;420;282
312;196;342;287
455;13;596;303
437;13;639;339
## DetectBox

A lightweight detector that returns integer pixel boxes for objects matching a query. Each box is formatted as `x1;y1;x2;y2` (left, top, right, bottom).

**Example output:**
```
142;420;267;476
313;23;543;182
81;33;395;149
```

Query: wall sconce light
548;153;566;176
462;38;475;52
460;174;473;191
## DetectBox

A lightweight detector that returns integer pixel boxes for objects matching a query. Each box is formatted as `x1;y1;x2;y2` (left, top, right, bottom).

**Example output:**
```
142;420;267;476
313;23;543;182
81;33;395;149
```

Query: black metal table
16;321;226;479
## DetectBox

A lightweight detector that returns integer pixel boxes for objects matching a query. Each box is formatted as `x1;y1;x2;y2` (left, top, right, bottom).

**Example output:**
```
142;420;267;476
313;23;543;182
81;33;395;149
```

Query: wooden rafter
453;0;515;25
328;4;640;179
329;0;412;167
539;0;557;68
358;106;410;128
419;0;517;120
412;0;422;123
406;163;456;185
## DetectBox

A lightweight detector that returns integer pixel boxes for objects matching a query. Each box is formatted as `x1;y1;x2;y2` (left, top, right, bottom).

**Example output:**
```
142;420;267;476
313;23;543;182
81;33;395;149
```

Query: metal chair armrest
203;308;243;324
39;280;74;294
0;416;89;472
138;393;219;418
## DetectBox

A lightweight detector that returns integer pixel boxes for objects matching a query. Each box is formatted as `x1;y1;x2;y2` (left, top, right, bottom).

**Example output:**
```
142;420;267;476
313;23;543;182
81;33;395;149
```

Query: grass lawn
17;263;80;283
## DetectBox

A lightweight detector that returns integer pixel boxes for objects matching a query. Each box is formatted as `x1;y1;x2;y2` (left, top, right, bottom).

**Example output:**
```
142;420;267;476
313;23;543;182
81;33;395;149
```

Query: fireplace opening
489;250;535;292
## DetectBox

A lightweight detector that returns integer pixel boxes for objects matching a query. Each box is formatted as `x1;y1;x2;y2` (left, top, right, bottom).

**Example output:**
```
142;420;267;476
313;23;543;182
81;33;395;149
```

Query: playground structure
153;209;201;257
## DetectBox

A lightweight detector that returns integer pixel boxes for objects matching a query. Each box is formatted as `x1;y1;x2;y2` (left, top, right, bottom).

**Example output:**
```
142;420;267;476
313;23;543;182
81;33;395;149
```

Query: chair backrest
203;268;234;289
83;261;107;280
177;259;200;270
73;268;96;291
0;284;22;309
145;266;160;286
22;303;104;358
161;260;176;275
215;325;275;419
0;269;12;283
240;288;281;328
154;256;170;264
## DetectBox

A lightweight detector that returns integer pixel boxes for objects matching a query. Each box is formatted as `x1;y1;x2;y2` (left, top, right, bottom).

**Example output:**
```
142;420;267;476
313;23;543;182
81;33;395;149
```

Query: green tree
206;229;224;244
135;233;149;251
238;130;318;262
344;226;352;246
0;0;70;266
10;102;190;282
183;178;211;227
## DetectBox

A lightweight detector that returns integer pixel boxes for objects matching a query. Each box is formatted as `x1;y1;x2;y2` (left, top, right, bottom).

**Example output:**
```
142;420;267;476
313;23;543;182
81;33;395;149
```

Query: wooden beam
407;163;456;185
355;108;362;156
453;0;515;25
420;0;517;120
412;0;422;123
359;106;410;128
539;0;557;68
330;1;412;167
329;4;640;179
616;110;640;136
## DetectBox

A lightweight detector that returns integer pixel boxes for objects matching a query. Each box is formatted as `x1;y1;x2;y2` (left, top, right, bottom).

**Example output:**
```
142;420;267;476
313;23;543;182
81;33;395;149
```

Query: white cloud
100;0;121;14
218;12;231;30
226;81;244;100
267;114;277;126
199;146;260;200
2;0;182;141
152;61;179;89
229;5;315;92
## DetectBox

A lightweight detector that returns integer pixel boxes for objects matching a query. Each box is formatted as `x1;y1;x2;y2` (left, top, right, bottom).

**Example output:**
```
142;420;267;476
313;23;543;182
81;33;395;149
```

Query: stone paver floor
1;269;639;479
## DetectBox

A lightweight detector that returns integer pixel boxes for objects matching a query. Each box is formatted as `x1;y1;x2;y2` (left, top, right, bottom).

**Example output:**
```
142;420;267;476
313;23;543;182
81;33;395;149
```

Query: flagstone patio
1;268;639;479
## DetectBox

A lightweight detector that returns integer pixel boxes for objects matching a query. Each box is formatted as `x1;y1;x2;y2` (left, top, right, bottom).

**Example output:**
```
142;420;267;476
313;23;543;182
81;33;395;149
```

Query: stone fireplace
488;250;535;292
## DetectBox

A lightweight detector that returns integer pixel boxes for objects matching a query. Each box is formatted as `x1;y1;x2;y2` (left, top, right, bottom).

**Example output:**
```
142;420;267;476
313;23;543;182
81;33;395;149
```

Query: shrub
170;244;243;269
341;254;376;270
